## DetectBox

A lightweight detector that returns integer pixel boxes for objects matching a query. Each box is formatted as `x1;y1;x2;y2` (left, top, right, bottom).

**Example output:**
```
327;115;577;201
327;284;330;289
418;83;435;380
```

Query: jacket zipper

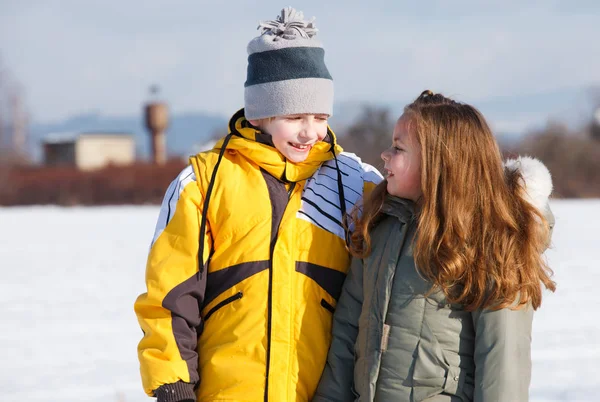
204;291;243;321
287;182;296;198
264;181;295;402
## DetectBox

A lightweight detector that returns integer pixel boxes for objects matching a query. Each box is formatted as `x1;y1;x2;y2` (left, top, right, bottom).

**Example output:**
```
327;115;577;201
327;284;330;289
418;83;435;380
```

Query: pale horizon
1;0;599;132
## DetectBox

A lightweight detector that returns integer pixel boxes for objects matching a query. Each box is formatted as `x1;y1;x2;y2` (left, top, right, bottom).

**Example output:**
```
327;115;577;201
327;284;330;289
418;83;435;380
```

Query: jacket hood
504;156;553;212
381;195;415;223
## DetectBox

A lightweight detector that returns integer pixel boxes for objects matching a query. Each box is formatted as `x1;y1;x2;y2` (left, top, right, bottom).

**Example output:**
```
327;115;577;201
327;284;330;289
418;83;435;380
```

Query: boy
134;7;381;402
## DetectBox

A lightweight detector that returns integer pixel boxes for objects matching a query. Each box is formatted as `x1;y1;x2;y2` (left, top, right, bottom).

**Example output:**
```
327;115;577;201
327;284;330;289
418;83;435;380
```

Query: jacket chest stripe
297;210;328;232
336;156;361;173
151;165;196;248
204;260;270;308
300;196;343;227
295;262;346;301
304;186;340;211
298;155;368;240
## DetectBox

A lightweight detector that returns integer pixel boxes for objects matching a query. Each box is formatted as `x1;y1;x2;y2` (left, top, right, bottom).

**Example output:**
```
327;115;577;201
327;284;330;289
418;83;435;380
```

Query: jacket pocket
320;298;335;314
204;291;243;321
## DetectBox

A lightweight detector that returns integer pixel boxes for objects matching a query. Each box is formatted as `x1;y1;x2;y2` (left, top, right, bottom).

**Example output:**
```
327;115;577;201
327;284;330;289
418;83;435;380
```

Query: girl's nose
381;148;390;162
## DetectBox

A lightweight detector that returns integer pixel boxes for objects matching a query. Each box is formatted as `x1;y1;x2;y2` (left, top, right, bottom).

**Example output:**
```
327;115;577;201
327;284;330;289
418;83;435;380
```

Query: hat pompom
258;7;317;40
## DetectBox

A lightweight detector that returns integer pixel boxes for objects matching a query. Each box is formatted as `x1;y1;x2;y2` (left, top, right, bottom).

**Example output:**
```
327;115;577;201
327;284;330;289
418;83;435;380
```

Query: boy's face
251;114;329;163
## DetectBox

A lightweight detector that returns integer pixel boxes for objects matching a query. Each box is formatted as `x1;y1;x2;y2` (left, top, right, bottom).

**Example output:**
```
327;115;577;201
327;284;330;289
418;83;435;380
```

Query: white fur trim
504;156;553;211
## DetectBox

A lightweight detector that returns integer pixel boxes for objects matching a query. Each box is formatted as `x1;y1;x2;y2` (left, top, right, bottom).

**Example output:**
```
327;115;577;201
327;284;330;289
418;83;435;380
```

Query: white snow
0;200;598;402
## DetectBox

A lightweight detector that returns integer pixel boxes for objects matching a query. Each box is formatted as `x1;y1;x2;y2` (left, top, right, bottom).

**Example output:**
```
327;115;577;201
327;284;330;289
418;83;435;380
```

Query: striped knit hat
244;7;334;120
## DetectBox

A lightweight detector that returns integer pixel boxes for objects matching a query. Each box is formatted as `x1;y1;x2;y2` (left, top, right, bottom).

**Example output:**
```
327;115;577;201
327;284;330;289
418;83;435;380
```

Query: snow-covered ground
0;200;598;402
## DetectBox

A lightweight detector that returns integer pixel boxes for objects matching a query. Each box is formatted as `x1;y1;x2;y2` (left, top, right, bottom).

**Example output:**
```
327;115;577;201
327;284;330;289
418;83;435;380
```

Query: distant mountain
29;111;228;162
384;86;590;135
331;86;592;145
26;86;592;162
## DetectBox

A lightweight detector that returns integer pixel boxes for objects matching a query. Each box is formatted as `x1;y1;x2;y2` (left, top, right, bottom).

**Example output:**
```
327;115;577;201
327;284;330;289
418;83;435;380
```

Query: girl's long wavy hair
349;90;555;311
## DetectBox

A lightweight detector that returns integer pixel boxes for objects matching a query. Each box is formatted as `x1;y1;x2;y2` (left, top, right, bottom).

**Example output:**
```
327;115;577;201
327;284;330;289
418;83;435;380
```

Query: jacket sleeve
471;304;534;402
361;161;383;196
134;164;211;398
313;257;365;402
543;202;555;250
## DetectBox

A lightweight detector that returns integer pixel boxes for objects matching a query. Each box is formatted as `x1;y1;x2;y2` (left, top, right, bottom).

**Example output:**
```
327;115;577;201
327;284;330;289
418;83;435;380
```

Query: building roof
43;131;134;144
43;131;79;144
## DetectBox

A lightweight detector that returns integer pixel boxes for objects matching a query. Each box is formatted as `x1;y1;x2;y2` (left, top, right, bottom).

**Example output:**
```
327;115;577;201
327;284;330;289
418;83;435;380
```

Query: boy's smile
250;114;329;163
289;142;311;151
287;141;315;156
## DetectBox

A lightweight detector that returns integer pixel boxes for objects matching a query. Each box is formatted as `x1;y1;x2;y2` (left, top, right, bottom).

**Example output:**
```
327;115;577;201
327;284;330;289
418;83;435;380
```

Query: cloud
0;1;599;123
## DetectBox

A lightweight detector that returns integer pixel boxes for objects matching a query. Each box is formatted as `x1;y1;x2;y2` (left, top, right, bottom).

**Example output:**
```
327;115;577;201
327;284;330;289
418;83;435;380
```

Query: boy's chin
281;148;311;163
286;155;309;163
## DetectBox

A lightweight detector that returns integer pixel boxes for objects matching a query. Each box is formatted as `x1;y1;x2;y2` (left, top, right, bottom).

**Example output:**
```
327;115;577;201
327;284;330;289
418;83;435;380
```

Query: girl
313;90;555;402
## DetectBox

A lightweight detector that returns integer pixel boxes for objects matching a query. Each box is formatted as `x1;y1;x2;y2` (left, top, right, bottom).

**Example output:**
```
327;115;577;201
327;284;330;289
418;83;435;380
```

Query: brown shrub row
508;125;600;198
1;126;599;206
0;160;187;206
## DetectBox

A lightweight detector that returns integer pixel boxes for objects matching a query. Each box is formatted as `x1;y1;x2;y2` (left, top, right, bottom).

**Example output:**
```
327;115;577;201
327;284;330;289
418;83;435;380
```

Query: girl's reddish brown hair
350;90;555;311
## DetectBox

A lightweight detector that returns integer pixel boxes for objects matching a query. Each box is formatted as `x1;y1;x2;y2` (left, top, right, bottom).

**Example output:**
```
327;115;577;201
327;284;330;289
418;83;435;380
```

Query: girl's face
381;115;422;201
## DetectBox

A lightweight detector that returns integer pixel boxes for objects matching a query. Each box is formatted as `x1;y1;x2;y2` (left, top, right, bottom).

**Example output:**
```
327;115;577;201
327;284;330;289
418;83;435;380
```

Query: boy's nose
298;124;315;140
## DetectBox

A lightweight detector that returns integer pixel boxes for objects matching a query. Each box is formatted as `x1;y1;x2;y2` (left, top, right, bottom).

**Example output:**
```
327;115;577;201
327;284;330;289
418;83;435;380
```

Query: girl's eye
394;146;404;152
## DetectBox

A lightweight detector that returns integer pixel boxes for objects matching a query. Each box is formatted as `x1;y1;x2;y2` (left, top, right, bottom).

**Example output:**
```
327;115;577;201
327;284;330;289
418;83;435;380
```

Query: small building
43;131;135;171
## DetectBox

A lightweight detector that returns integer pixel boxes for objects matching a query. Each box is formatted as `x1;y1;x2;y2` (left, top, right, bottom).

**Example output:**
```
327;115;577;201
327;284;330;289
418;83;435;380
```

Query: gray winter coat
313;196;541;402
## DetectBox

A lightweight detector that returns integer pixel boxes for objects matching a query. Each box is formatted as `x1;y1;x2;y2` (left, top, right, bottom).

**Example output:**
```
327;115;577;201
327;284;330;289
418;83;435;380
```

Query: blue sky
1;0;599;129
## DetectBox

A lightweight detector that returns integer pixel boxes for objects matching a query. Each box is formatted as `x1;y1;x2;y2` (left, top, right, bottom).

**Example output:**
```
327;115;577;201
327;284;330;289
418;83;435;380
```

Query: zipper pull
287;182;296;199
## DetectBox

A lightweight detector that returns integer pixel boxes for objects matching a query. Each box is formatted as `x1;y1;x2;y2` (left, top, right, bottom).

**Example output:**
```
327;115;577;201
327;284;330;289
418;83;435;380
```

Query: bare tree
0;54;30;166
513;120;600;198
339;106;394;170
11;86;27;156
588;86;600;141
0;56;6;154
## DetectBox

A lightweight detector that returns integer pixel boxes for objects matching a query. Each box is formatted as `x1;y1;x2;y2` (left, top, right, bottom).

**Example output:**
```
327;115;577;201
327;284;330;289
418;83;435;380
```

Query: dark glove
154;381;196;402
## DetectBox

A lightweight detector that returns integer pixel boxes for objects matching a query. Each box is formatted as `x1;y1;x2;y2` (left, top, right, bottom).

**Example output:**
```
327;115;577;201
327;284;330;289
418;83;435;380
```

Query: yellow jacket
135;109;382;401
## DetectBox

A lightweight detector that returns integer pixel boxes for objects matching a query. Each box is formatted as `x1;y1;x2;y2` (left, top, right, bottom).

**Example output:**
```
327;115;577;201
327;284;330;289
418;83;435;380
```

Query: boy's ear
249;119;260;127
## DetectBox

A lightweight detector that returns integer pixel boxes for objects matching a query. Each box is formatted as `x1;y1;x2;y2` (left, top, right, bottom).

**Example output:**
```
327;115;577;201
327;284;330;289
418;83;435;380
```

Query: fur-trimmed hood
504;156;553;212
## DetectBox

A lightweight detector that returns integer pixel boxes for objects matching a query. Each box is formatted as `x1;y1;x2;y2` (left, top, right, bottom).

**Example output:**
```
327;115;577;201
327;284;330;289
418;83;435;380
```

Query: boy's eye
287;116;302;120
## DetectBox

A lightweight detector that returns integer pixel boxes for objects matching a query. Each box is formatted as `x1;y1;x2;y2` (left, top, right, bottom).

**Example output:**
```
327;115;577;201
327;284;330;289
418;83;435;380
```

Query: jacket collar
381;195;415;223
214;109;343;183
